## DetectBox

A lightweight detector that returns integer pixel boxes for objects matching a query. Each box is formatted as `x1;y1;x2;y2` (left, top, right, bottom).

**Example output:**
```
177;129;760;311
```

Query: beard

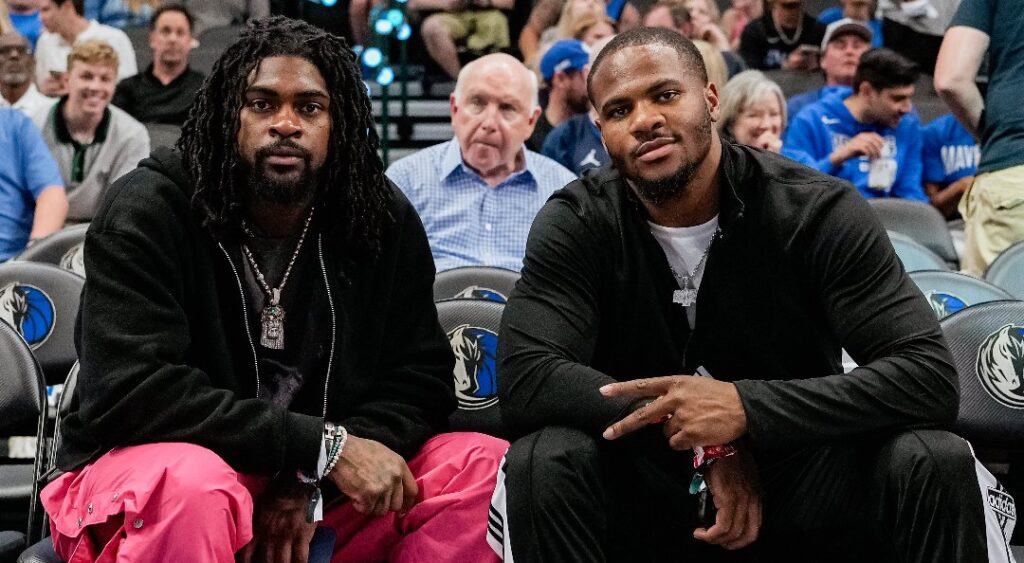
615;109;713;206
239;141;321;204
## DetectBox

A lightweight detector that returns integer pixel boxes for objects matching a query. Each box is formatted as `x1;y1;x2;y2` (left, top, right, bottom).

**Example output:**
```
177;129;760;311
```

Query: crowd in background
0;0;1012;274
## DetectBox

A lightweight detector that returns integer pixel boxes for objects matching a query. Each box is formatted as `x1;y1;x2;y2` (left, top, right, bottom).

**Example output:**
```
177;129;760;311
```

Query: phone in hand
697;489;718;528
309;527;337;563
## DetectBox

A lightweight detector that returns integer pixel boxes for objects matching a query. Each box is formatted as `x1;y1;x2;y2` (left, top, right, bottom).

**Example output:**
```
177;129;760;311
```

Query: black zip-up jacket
58;147;456;472
498;142;958;451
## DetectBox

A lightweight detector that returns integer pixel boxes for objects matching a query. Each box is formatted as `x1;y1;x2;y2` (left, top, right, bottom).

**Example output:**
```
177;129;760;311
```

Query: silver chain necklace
772;15;803;46
666;228;720;307
240;206;315;350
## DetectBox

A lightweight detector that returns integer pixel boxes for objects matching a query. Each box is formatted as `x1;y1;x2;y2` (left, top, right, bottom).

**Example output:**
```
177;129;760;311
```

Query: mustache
253;140;312;163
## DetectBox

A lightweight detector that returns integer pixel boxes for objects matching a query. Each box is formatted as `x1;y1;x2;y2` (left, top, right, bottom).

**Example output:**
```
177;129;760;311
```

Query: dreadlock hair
177;16;392;259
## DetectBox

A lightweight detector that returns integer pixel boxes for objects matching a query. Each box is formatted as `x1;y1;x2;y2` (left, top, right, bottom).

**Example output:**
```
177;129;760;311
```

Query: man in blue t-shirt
921;113;978;219
0;109;68;261
787;18;870;122
935;0;1024;275
817;0;883;47
8;0;44;49
785;48;925;201
541;112;609;176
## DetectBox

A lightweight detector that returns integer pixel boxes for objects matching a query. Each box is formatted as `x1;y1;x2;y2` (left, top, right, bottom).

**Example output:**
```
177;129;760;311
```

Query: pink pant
41;432;508;563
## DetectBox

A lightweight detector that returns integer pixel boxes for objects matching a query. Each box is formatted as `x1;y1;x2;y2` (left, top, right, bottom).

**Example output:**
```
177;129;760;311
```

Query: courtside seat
435;298;508;438
0;318;48;548
433;266;519;304
0;263;84;386
888;231;949;272
14;225;88;278
985;240;1024;300
872;199;959;268
909;270;1015;319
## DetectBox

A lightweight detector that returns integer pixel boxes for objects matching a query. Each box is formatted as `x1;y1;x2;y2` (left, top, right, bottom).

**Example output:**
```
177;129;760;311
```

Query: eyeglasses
0;45;30;58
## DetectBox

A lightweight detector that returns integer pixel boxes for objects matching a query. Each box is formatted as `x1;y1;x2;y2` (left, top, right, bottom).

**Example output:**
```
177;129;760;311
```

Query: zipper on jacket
218;243;261;397
318;235;337;420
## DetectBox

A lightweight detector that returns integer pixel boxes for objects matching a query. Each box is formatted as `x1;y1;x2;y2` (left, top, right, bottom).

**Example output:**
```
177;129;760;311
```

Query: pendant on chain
673;288;698;307
260;288;286;349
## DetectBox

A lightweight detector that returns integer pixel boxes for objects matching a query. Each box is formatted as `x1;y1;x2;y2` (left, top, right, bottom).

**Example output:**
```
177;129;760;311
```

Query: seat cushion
0;465;34;500
17;538;61;563
0;530;26;561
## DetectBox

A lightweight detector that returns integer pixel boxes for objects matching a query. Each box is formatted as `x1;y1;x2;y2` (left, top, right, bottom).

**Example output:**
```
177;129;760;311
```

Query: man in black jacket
41;17;507;563
495;27;986;562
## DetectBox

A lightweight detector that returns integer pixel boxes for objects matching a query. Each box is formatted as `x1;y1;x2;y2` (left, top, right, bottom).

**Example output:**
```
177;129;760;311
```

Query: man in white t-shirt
34;0;137;96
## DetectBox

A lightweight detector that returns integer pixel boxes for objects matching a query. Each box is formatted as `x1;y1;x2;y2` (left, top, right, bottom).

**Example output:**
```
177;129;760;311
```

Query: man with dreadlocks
39;16;507;563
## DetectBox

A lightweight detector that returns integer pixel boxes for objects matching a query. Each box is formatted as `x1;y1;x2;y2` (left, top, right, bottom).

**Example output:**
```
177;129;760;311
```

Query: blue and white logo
975;324;1024;409
448;324;499;410
0;282;56;350
453;285;507;303
926;290;967;318
59;243;86;277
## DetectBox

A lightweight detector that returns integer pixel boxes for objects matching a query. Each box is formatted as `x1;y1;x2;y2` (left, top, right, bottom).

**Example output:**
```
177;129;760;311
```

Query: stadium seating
871;199;959;268
435;297;508;438
14;225;88;278
433;266;520;303
0;262;84;386
887;231;949;272
909;270;1015;319
985;240;1024;300
0;318;48;548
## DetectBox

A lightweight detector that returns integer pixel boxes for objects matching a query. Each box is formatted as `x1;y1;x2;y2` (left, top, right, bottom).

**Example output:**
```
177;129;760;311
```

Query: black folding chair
872;199;959;268
433;266;520;304
910;270;1016;319
435;298;508;438
0;319;48;550
888;231;950;273
985;240;1024;300
0;263;84;386
14;225;88;278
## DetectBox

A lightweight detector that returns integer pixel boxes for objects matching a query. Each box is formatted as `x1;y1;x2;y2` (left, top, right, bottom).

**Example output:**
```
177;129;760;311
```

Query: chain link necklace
240;207;315;350
667;228;720;307
772;14;803;46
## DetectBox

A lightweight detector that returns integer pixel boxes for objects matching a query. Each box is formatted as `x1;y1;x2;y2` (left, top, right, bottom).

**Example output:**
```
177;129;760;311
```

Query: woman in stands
718;69;815;166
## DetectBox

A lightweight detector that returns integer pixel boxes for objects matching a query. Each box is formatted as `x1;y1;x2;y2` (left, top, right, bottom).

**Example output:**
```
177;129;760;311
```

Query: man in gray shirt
32;39;149;222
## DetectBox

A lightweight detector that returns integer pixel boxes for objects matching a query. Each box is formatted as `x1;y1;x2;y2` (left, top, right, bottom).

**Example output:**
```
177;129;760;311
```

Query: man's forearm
934;26;989;137
29;186;68;241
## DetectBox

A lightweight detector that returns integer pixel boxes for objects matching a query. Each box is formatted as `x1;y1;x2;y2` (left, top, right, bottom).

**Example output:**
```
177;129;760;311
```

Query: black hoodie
58;147;456;473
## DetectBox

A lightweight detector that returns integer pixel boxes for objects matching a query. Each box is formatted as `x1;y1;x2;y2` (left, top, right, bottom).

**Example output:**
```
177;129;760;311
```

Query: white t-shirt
648;215;720;326
0;84;52;117
34;20;139;83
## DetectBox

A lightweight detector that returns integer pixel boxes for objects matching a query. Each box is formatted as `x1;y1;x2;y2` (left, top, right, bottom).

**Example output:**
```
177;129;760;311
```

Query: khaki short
431;9;510;52
958;163;1024;276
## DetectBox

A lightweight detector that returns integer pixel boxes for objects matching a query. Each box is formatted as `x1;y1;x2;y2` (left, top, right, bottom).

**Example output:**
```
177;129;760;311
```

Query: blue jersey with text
921;113;979;185
784;91;926;201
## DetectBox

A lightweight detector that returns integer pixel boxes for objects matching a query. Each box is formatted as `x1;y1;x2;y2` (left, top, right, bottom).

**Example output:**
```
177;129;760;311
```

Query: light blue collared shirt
386;138;577;272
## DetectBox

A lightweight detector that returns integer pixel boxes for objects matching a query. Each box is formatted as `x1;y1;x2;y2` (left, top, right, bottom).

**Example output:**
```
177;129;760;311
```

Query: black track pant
503;426;987;563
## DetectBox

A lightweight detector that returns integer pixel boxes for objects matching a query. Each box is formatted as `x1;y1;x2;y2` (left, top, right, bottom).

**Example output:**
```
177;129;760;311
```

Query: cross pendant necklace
240;207;315;350
667;228;720;308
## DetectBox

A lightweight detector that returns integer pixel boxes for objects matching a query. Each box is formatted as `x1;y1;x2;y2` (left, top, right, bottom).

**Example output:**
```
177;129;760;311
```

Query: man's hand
694;452;762;550
325;435;418;516
830;132;885;166
238;480;317;563
39;74;66;97
599;376;747;449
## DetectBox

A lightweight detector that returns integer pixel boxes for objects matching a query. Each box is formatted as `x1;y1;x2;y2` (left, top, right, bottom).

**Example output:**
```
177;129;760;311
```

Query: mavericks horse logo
975;324;1024;409
59;243;86;277
925;290;967;319
0;282;56;350
447;324;499;410
453;285;507;303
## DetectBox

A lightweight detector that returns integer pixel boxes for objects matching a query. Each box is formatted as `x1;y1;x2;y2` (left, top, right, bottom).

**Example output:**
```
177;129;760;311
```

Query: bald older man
387;53;576;272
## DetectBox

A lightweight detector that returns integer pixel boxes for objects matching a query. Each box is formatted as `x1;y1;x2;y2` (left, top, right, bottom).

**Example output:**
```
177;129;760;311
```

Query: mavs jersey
922;114;979;186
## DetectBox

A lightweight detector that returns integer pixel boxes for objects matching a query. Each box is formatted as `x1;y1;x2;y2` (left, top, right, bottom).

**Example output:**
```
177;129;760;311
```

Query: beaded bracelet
324;424;348;476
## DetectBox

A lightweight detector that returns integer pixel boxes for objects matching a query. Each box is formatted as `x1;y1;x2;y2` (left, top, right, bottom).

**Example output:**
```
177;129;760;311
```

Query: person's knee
506;426;600;496
159;443;251;514
881;430;977;497
421;16;452;43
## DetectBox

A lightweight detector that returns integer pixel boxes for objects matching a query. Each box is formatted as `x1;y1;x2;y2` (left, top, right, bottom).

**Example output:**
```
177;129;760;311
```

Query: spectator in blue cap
527;38;590;151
